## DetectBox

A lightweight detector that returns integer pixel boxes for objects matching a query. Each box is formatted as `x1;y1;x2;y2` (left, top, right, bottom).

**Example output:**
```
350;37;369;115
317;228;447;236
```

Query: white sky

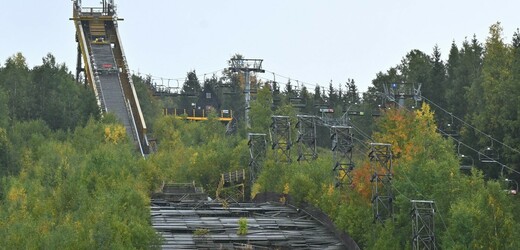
0;1;519;92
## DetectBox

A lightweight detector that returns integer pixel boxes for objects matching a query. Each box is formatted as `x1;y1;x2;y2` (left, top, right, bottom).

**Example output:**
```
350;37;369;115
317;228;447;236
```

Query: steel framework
296;115;318;162
330;126;355;187
270;116;292;163
216;169;247;203
369;143;394;224
382;82;422;108
411;200;436;250
248;133;267;185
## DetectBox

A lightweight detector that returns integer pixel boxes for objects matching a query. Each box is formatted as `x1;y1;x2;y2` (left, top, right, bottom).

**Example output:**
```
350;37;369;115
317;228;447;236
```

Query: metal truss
383;82;422;108
296;115;318;162
330;126;354;187
270;116;292;163
248;133;267;185
369;143;394;224
411;200;436;250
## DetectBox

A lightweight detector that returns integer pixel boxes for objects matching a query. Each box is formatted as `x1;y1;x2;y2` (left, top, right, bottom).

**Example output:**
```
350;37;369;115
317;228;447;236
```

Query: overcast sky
1;1;519;92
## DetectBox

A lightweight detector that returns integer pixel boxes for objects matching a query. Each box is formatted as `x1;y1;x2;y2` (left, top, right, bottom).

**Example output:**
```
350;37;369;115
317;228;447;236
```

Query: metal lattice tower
411;200;436;250
369;143;394;224
382;82;422;108
330;126;354;187
270;116;292;163
248;133;267;185
296;115;318;162
229;58;265;129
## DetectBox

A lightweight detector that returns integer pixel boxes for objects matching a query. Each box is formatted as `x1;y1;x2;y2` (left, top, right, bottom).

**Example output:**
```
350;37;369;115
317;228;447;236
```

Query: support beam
270;116;292;163
331;126;354;187
411;200;436;250
296;115;318;162
369;143;394;224
248;133;267;185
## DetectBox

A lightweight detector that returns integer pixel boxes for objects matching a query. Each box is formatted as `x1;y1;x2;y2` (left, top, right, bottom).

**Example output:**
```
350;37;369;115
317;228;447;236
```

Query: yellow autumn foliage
7;186;26;203
104;125;127;144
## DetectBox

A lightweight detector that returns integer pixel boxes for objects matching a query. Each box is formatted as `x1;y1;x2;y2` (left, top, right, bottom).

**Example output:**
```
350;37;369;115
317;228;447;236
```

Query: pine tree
180;70;202;109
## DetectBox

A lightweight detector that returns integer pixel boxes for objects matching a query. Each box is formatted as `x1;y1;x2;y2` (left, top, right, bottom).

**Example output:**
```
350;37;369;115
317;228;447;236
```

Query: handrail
89;44;107;113
73;12;104;110
126;99;144;156
112;20;148;147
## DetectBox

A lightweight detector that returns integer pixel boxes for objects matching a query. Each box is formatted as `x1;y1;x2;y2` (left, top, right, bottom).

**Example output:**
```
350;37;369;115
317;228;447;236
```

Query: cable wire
392;97;520;176
134;68;227;87
435;203;456;246
421;95;520;156
264;70;319;89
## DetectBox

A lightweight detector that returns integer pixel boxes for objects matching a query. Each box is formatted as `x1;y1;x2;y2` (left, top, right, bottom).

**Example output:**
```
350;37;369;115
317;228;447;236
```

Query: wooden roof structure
151;200;346;249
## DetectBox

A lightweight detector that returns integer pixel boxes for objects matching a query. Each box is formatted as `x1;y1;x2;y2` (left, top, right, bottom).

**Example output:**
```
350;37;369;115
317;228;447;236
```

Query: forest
0;22;519;248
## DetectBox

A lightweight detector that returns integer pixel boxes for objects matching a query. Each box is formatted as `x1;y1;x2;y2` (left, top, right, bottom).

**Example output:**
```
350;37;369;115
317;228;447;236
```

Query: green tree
0;53;32;122
328;81;338;108
180;70;202;109
0;127;13;177
445;178;516;249
250;85;273;133
31;54;99;130
344;78;360;105
502;29;520;172
468;23;511;178
0;88;8;128
133;75;163;133
429;45;447;115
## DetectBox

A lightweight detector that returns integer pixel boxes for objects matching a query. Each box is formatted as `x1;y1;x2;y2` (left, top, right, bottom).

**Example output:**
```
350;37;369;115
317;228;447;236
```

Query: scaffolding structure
330;126;354;187
411;200;436;250
216;169;247;203
248;133;267;185
296;115;318;162
369;143;394;224
270;116;292;163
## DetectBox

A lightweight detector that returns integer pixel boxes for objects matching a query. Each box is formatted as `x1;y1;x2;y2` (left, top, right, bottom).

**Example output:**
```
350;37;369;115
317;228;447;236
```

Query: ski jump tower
71;0;149;155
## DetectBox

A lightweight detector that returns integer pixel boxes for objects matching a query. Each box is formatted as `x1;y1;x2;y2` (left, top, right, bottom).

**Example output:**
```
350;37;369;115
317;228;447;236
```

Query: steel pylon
296;115;318;162
270;116;292;163
248;133;267;185
330;126;354;187
411;200;436;250
369;143;394;224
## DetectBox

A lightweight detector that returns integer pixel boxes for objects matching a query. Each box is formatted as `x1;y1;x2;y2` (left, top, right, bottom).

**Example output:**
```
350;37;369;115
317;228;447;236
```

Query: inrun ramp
71;0;149;154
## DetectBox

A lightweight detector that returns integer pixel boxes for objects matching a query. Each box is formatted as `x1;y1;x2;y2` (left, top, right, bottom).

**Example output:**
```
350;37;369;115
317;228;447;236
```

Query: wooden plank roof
151;200;346;249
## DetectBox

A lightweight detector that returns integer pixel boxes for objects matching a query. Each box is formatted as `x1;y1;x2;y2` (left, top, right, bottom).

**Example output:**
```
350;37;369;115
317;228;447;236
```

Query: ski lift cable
393;184;412;201
437;128;519;175
349;122;376;143
392;98;520;176
351;135;371;151
145;68;227;84
435;203;456;246
264;70;320;88
421;95;520;156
